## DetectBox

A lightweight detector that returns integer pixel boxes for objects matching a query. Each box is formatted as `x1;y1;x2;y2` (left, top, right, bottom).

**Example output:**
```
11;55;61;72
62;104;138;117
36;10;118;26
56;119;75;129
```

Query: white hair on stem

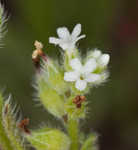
0;3;9;47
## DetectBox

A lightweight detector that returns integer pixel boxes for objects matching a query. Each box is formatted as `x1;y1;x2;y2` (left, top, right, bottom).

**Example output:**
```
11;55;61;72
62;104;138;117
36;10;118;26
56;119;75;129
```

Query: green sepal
42;59;68;94
37;75;65;118
27;127;70;150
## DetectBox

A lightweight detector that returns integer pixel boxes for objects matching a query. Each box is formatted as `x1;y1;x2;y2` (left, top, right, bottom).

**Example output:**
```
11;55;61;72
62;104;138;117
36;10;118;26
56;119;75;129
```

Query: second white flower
64;58;101;91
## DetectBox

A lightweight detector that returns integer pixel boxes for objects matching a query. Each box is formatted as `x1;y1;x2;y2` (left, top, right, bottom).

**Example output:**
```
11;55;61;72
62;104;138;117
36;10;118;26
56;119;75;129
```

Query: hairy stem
67;119;79;150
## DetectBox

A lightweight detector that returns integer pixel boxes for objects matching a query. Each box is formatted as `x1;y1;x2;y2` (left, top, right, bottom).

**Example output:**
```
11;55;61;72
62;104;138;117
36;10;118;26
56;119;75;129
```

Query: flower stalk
67;119;79;150
29;23;110;150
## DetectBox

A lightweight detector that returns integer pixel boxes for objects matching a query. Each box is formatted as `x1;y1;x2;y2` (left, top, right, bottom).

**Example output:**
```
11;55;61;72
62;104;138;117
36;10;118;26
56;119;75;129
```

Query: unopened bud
98;54;110;67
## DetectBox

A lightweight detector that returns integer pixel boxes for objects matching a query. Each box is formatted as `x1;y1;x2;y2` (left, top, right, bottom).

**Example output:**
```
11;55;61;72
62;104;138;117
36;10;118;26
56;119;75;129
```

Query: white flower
92;49;110;67
49;24;86;50
64;58;102;91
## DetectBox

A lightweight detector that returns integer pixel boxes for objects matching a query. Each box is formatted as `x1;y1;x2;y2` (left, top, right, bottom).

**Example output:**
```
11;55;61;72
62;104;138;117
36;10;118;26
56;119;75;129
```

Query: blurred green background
1;0;138;149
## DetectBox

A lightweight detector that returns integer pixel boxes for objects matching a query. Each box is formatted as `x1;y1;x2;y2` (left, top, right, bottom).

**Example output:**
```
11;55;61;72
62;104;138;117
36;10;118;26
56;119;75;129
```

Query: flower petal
71;24;82;38
70;58;82;71
75;79;87;91
59;42;74;50
64;71;79;82
85;73;101;83
75;35;86;43
49;37;60;45
57;27;70;39
83;58;97;74
98;54;110;66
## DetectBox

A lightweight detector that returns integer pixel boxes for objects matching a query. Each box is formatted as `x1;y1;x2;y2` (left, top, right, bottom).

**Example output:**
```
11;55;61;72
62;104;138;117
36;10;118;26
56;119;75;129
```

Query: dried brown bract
18;118;30;134
73;95;86;108
32;41;47;71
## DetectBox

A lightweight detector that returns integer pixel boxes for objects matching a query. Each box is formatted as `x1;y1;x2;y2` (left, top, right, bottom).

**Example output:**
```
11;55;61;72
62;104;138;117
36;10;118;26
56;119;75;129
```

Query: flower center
80;76;84;80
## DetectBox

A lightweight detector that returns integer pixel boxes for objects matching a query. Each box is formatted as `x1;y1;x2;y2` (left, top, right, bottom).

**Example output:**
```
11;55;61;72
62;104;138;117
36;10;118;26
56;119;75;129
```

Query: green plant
0;4;110;150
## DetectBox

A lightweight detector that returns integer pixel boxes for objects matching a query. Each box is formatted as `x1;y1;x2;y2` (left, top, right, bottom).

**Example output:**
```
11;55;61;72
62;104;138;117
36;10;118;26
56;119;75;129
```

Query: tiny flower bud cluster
33;23;110;120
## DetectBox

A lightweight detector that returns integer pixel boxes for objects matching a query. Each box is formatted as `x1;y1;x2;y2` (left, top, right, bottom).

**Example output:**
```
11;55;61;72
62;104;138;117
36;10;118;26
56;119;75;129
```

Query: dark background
0;0;138;150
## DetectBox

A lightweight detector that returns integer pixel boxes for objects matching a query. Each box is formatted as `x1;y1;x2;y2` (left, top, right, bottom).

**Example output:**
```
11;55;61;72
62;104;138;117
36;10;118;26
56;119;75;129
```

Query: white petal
70;58;82;71
57;27;70;39
49;37;60;45
92;49;102;58
75;35;86;43
85;73;101;83
71;24;81;38
75;79;87;91
98;54;110;66
64;71;79;82
83;58;97;74
59;42;74;50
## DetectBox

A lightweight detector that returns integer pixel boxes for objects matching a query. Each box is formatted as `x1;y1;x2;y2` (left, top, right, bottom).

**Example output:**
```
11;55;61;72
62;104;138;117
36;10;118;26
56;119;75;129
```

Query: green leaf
0;93;13;150
81;134;98;150
27;128;70;150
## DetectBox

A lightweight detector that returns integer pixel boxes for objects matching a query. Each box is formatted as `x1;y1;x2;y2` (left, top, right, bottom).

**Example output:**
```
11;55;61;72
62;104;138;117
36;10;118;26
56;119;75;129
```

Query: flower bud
92;49;101;58
98;54;110;67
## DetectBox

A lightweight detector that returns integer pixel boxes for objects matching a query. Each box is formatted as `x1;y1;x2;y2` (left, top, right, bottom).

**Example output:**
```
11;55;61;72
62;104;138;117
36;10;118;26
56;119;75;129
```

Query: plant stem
67;119;79;150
